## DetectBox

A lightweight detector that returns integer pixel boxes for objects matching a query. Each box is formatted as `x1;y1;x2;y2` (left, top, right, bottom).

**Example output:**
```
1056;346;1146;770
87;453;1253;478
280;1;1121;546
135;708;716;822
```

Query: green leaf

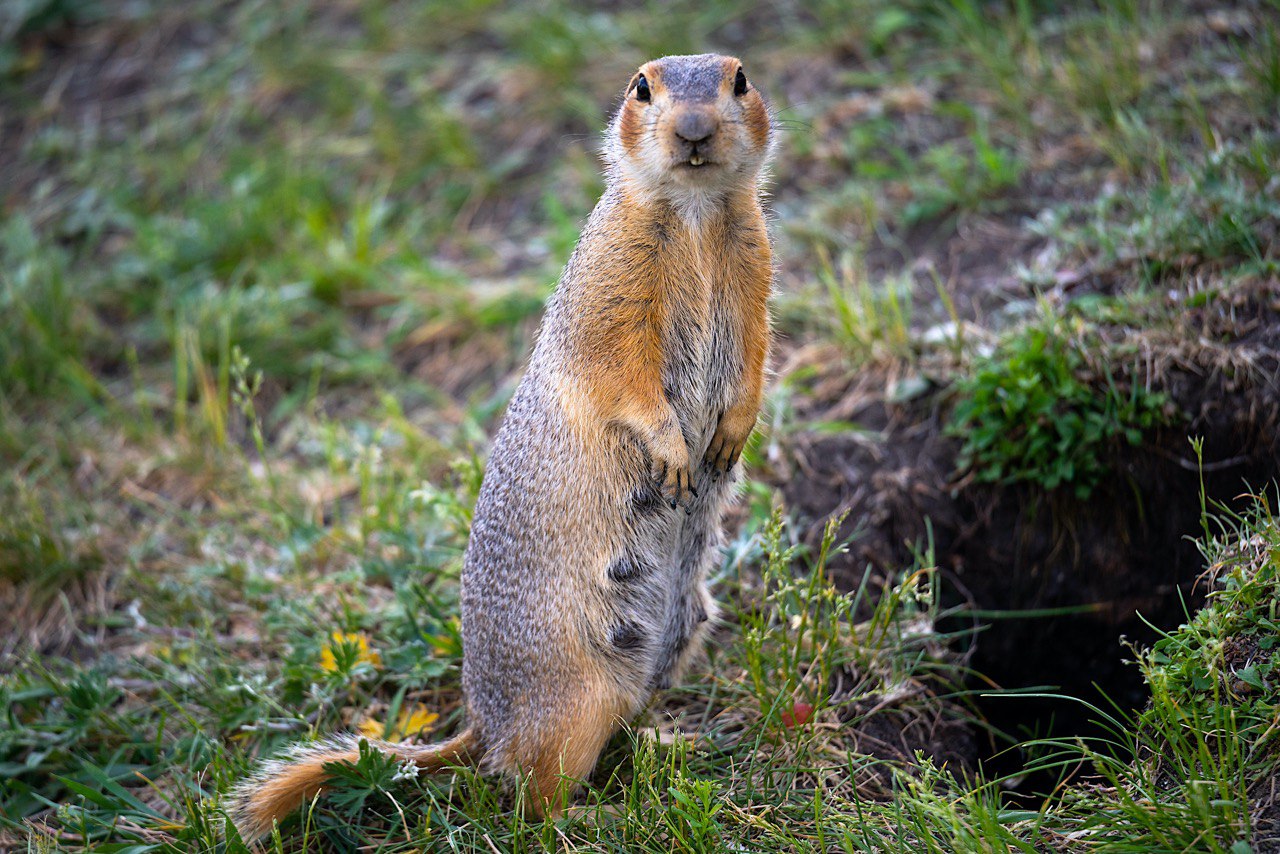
1236;665;1265;689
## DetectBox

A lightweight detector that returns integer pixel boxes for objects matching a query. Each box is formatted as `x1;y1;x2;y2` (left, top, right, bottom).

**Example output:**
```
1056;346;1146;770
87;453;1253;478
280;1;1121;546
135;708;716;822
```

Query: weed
4;0;1280;850
663;767;726;850
1241;19;1280;112
818;105;1023;236
1050;0;1146;128
948;316;1171;498
803;0;926;56
932;0;1040;132
903;119;1024;225
0;216;101;403
0;477;102;592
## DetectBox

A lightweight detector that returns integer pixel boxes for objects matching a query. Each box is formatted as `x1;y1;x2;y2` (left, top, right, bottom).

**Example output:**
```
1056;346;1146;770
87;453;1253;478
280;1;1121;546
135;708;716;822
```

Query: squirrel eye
634;74;651;102
733;68;748;97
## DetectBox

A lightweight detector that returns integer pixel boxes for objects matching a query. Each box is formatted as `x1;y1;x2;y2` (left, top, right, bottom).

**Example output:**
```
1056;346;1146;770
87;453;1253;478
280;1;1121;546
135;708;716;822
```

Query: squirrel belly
229;53;774;838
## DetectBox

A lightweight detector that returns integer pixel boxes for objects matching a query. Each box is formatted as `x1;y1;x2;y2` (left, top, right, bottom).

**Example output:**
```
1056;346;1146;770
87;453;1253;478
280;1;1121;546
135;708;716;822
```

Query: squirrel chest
602;202;767;453
655;239;732;432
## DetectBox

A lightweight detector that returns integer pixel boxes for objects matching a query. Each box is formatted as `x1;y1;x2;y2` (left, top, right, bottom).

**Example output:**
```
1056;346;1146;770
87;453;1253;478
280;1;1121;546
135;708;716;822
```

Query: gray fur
654;53;728;102
462;196;762;773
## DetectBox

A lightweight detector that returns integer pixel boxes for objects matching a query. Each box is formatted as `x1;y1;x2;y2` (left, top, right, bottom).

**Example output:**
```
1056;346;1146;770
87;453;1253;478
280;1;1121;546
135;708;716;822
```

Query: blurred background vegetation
2;0;1279;851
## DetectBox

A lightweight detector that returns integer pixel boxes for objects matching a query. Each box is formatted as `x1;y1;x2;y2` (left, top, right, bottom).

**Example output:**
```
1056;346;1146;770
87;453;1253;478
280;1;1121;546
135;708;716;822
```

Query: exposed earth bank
775;278;1280;761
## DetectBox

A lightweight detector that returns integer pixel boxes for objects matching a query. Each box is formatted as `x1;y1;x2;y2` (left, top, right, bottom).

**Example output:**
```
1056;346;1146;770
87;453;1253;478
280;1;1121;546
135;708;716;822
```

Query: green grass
6;482;1275;851
3;0;1279;851
1016;480;1280;852
1033;134;1280;283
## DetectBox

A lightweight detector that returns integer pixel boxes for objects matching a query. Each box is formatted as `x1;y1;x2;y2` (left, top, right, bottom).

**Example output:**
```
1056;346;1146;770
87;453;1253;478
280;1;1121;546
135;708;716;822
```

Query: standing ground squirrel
231;52;775;838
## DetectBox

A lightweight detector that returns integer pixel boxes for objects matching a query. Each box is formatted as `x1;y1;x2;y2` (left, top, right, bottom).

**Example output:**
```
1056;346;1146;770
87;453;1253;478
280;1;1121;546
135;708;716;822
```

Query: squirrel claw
656;458;695;510
703;437;743;474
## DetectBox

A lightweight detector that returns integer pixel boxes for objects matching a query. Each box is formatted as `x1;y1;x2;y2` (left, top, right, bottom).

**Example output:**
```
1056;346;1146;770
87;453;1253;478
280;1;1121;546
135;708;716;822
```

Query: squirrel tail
229;728;478;841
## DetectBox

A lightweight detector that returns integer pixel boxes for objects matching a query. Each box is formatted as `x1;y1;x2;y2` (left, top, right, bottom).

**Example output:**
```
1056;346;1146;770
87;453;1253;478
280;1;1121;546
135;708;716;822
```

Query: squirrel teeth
689;154;704;166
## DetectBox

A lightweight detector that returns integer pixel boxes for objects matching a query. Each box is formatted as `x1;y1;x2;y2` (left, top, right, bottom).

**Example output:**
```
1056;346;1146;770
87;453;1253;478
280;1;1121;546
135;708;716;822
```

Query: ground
2;1;1279;851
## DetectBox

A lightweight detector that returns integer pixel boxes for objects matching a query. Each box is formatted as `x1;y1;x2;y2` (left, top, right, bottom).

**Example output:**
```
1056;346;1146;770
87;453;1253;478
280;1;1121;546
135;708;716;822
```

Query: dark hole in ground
941;444;1276;798
776;285;1280;798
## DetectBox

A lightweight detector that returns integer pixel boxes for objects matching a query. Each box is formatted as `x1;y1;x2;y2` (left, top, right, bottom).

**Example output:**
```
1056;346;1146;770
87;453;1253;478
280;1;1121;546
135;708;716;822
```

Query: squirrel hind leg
513;690;623;819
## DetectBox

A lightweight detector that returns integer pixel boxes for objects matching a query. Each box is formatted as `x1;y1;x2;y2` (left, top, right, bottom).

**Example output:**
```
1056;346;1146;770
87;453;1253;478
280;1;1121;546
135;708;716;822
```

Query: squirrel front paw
704;410;756;473
651;437;695;509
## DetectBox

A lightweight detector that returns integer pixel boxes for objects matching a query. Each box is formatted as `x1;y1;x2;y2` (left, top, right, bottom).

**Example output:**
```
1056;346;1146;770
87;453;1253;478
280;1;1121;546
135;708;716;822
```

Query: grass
1032;134;1280;283
2;0;1279;851
12;490;1275;851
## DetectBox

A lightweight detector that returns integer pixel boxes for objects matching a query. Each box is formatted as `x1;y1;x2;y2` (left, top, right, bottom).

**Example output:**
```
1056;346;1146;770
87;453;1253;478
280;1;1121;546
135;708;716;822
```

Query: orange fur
564;189;770;483
518;682;625;818
231;730;476;841
618;100;644;154
746;91;770;148
237;760;330;840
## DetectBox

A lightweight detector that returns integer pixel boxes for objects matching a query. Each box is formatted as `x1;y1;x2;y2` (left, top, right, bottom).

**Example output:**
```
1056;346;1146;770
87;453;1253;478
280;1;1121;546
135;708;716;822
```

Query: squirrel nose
674;110;719;145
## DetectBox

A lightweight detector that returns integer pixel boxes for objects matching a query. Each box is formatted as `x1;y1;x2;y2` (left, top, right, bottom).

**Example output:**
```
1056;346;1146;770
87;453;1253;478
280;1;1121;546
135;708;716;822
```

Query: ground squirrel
231;52;774;838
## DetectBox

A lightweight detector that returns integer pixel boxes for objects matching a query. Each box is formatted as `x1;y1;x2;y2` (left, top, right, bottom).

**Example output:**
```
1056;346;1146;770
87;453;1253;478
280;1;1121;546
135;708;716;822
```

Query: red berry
781;702;813;728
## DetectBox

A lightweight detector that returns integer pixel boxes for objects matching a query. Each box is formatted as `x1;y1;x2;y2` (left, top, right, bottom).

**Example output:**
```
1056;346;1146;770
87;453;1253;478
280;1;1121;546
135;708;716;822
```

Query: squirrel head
603;54;773;221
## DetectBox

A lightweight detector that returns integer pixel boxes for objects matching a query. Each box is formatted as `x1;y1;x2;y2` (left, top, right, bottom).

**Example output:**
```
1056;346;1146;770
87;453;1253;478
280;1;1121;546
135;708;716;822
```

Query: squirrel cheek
618;103;645;153
745;96;770;150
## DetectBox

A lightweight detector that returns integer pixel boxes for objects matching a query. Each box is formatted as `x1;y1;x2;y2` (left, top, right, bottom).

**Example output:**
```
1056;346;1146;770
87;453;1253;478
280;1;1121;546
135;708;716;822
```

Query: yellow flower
319;631;382;673
426;617;463;656
358;704;440;741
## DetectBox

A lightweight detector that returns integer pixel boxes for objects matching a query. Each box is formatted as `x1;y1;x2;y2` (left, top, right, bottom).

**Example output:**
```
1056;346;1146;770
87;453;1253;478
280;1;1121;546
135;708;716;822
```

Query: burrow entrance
775;292;1280;793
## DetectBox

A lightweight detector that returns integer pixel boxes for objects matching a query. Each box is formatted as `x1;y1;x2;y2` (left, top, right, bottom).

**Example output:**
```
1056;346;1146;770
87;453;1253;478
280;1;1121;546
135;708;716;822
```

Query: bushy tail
229;728;477;841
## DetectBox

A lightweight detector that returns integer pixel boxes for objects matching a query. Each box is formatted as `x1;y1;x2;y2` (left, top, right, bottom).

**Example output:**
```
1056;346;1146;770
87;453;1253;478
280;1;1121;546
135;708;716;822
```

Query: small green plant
947;318;1171;498
0;216;104;403
1241;21;1280;112
320;739;407;818
663;769;726;851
